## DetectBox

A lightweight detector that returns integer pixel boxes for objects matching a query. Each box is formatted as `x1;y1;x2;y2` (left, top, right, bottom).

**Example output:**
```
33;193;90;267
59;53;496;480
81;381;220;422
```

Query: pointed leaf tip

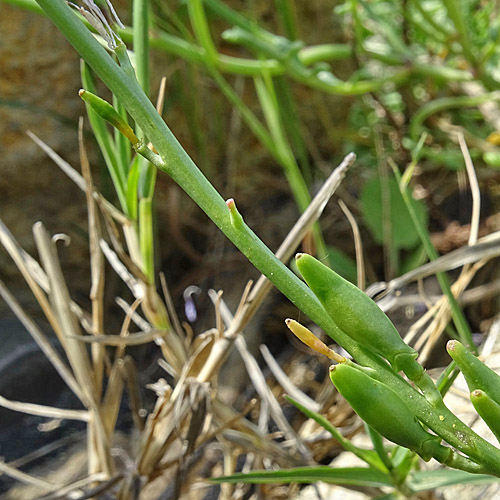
226;198;244;229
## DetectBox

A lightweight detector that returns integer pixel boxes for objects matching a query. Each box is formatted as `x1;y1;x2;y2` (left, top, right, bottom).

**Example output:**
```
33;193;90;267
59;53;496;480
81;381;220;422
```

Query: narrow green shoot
391;160;475;352
285;395;388;472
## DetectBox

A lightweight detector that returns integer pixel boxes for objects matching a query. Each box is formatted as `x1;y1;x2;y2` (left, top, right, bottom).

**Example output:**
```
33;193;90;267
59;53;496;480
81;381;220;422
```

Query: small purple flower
183;286;201;322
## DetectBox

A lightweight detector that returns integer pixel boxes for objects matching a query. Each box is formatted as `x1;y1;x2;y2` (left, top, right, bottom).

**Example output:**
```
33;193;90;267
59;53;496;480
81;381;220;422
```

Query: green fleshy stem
471;390;500;443
447;340;500;406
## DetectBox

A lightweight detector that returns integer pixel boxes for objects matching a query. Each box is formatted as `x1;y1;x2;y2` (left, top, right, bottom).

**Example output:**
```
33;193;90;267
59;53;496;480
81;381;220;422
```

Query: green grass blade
275;0;298;40
254;74;327;259
113;95;132;178
285;395;388;472
80;61;128;212
126;156;140;221
210;466;393;487
407;469;499;491
133;0;150;97
391;160;475;352
139;196;154;283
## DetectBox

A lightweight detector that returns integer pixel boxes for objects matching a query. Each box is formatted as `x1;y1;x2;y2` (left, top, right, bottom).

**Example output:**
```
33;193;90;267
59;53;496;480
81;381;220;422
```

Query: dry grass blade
4;434;82;474
0;460;59;491
26;131;128;225
412;136;482;361
0;218;93;337
101;359;125;437
212;399;299;466
116;296;143;359
33;222;96;404
0;219;50;290
100;241;185;372
0;219;62;338
100;239;144;299
72;329;166;346
338;199;365;290
0;393;89;421
183;331;217;379
79;118;106;396
458;132;481;245
0;278;85;403
32;222;113;477
211;290;311;461
160;271;184;341
235;335;310;460
33;473;120;500
116;296;152;331
409;260;486;362
370;230;500;309
137;397;187;476
195;283;253;383
259;344;320;412
121;356;145;431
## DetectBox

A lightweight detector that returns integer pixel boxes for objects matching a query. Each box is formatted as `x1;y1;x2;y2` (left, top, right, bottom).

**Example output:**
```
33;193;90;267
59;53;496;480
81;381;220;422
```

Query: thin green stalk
405;7;449;46
375;130;398;279
188;0;324;241
298;44;353;65
113;95;132;179
2;0;42;13
411;63;473;83
274;77;312;185
191;0;374;223
32;0;500;474
126;156;140;220
204;0;274;41
177;65;210;173
409;92;500;140
254;75;310;211
285;395;388;472
358;0;412;59
391;161;475;352
208;69;278;158
188;0;218;65
80;62;128;212
436;361;460;396
133;0;150;97
275;0;298;40
139;197;154;281
365;424;394;473
132;0;156;284
409;0;453;40
441;0;477;65
254;74;327;259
